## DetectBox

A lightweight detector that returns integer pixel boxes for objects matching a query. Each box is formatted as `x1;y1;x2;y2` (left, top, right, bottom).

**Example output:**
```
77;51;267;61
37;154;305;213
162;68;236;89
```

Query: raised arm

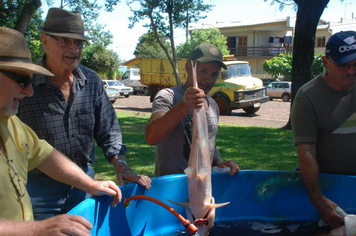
145;87;205;146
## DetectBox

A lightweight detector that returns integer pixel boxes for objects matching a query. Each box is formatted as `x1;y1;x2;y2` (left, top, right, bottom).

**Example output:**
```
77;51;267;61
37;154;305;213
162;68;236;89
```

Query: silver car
266;81;291;102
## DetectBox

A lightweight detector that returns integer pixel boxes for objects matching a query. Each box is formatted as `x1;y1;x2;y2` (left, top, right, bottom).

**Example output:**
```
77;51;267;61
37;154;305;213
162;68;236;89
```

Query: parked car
106;88;120;103
102;80;133;98
266;81;291;102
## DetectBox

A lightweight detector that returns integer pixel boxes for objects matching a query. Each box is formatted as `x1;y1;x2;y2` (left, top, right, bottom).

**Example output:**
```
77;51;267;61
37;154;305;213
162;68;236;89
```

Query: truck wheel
214;95;231;115
125;95;130;98
143;87;150;96
243;106;260;115
282;94;290;102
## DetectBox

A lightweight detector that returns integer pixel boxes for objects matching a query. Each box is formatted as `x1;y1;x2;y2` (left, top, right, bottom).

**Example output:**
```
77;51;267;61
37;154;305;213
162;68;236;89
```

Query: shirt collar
33;55;87;88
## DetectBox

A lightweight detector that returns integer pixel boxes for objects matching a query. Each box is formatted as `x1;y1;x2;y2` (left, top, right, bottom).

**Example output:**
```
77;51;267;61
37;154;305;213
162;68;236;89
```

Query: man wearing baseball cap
0;26;122;235
17;8;151;220
292;31;356;229
145;43;239;177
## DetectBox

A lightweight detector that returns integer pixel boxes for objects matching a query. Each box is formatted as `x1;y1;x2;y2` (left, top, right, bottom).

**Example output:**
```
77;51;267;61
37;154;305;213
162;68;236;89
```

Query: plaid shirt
18;59;126;168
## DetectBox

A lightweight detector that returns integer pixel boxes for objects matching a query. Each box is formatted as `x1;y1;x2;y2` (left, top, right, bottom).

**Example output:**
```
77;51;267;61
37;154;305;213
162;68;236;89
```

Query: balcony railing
228;46;293;58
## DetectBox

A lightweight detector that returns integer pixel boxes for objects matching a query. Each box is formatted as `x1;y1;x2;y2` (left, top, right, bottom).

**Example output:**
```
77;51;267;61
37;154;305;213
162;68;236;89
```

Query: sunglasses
0;69;32;88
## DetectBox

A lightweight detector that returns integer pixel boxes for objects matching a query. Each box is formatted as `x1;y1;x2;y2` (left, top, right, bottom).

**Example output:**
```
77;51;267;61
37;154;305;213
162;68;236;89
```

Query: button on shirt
17;59;126;168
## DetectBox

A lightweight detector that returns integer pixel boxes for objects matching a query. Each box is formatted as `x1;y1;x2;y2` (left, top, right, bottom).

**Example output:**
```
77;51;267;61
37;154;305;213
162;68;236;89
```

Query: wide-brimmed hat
325;31;356;64
0;27;53;76
188;43;227;69
39;8;91;41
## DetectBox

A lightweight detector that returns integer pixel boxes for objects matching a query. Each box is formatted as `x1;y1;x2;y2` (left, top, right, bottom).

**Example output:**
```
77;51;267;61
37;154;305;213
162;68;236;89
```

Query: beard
5;99;18;117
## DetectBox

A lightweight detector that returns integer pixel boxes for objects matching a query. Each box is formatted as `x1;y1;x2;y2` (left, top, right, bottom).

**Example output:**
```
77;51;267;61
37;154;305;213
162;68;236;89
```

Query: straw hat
0;27;53;76
39;8;91;41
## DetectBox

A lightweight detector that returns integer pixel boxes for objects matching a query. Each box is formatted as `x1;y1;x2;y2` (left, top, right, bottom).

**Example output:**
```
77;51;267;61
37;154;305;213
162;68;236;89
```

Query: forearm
145;101;190;145
212;147;223;166
37;149;93;193
0;221;38;236
297;144;324;204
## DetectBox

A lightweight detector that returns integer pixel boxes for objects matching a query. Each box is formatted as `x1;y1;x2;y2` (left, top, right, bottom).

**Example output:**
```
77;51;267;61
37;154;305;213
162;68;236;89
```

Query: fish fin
184;167;197;179
167;199;191;208
198;167;209;180
208;202;230;209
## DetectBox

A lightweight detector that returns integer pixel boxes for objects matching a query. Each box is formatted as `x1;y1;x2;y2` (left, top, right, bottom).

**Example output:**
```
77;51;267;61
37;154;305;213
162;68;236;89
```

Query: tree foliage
0;1;45;62
134;32;172;58
177;28;229;58
81;44;122;79
263;53;326;81
264;0;330;130
108;0;213;85
1;0;121;78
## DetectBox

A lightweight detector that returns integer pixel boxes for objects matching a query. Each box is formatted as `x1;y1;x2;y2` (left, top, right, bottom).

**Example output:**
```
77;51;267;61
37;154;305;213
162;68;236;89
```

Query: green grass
93;112;297;184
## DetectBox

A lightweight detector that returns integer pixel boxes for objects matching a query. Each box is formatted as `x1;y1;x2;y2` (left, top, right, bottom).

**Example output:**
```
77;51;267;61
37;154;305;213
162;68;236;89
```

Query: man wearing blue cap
292;31;356;229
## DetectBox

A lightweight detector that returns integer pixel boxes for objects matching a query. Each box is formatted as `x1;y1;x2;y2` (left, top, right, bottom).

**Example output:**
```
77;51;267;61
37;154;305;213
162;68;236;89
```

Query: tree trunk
15;0;42;34
284;0;329;130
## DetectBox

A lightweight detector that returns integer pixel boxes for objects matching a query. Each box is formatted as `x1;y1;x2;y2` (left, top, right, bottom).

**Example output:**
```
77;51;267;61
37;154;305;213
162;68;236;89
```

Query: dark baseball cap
325;31;356;64
188;43;227;69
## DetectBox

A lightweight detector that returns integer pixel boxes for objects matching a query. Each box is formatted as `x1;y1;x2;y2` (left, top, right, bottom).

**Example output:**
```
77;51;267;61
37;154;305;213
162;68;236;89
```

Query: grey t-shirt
153;84;219;176
292;74;356;174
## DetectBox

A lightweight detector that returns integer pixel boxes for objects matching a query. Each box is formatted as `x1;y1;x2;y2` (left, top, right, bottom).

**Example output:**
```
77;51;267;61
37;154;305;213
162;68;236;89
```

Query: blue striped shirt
18;59;126;168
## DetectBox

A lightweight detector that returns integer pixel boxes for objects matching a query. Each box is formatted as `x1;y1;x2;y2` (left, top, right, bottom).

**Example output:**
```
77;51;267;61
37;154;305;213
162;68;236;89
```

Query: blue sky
41;0;355;61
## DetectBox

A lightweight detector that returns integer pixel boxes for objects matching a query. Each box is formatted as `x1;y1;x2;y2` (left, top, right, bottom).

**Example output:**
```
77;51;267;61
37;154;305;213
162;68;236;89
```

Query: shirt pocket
77;109;95;135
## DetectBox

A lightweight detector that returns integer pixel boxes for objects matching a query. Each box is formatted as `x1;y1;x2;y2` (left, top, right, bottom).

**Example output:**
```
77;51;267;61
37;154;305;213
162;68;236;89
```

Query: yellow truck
124;57;269;115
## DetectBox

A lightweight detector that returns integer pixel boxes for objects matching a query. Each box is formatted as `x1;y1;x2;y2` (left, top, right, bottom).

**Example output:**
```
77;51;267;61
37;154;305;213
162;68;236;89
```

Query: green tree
263;53;326;81
1;1;45;62
1;0;121;75
106;0;213;85
177;28;229;58
81;44;122;79
266;0;330;129
134;32;172;58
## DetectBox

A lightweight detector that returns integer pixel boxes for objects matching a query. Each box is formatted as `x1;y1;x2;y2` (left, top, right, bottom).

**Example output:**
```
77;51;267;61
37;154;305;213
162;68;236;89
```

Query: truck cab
209;60;269;115
120;68;150;96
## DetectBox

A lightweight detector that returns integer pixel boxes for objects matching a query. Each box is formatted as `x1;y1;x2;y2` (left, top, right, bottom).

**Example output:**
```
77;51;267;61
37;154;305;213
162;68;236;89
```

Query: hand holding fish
182;86;206;112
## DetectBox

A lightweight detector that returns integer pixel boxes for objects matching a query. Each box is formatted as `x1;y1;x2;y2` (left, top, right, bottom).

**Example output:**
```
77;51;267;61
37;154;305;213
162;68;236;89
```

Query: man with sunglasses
292;31;356;229
17;8;151;220
0;26;122;235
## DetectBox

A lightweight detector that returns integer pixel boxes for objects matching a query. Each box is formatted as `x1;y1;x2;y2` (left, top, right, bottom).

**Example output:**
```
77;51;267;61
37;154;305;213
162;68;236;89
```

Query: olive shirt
291;73;356;174
0;116;52;220
153;84;219;177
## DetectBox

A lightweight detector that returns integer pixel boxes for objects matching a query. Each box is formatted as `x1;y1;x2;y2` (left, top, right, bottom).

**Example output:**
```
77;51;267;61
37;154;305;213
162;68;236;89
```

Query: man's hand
182;87;205;112
114;160;152;190
34;214;92;236
87;180;122;207
214;160;240;176
314;196;344;228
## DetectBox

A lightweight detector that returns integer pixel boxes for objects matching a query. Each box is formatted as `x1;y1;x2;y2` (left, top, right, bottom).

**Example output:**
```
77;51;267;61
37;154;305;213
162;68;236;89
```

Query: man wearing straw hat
0;26;121;235
17;7;151;220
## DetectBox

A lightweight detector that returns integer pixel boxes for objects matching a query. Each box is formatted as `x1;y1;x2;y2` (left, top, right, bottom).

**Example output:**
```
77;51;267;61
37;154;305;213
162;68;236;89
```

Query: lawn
93;112;298;184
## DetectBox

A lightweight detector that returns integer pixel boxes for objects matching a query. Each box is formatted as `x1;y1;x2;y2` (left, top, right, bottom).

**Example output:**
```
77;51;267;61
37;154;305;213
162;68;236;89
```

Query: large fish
170;61;229;236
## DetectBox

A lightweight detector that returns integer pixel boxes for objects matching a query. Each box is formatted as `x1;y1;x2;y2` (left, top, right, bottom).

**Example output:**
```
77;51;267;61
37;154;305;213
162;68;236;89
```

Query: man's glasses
0;69;32;88
327;57;356;71
48;34;87;50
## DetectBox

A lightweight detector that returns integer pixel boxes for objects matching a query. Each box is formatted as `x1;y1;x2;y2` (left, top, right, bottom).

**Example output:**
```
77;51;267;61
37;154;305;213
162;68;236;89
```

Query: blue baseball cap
325;31;356;64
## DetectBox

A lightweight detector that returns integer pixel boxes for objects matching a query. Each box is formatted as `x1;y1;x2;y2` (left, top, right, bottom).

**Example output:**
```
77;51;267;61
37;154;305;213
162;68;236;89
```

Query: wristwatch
112;156;128;167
